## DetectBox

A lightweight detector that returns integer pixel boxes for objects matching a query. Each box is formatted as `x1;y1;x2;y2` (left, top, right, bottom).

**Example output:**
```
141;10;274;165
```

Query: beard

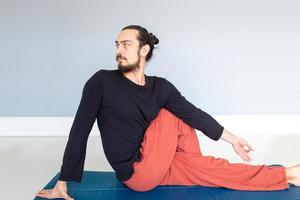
116;53;141;73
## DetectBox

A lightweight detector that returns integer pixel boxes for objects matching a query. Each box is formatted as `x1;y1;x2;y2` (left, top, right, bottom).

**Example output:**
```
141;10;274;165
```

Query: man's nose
116;45;124;55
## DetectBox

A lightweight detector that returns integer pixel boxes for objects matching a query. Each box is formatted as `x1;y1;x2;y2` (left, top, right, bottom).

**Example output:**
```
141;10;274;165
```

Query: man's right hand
36;180;74;200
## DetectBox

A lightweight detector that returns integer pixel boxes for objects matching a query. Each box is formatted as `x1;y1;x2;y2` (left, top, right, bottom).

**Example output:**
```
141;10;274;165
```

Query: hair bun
149;32;159;45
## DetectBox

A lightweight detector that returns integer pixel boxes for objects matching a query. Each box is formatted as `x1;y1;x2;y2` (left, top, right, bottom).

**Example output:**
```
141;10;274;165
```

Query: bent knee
158;108;178;121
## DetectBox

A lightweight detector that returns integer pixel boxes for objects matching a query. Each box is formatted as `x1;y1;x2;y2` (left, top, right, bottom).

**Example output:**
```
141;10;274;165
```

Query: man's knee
158;108;178;121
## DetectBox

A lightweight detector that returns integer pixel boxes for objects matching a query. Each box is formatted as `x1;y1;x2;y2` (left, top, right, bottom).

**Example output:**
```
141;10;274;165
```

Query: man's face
115;29;141;73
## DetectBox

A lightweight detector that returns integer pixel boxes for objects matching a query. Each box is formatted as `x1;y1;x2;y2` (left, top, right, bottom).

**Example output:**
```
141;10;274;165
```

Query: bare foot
286;164;300;186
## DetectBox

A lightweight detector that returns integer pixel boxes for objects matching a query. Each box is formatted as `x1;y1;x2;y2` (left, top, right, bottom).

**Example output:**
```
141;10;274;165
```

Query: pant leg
123;108;182;192
124;108;289;192
159;152;289;191
176;118;202;155
158;114;289;191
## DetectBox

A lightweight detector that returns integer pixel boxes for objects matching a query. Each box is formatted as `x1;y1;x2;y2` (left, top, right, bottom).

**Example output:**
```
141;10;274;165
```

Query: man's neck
122;65;146;86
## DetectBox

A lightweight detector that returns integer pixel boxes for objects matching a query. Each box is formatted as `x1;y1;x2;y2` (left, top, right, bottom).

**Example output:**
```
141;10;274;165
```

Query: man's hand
231;136;254;162
220;129;254;162
36;180;74;200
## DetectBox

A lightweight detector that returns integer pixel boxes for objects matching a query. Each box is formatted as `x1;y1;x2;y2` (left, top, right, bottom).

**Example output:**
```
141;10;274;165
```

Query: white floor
1;134;299;200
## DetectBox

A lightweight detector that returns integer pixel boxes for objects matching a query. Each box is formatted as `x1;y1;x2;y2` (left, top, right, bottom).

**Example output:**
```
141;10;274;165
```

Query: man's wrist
220;129;238;144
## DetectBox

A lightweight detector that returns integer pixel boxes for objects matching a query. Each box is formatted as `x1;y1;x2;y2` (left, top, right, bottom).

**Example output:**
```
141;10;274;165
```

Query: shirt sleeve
161;78;224;141
58;70;103;182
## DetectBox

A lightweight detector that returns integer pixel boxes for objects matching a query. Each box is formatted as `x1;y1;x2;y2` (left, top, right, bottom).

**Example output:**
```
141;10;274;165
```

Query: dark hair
121;25;159;61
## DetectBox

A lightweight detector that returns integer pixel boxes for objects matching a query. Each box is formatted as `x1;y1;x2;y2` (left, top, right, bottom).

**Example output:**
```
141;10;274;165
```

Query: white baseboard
0;115;299;136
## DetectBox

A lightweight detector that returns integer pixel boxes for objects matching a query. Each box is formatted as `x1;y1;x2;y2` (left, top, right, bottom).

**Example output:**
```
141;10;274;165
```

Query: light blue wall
1;0;299;116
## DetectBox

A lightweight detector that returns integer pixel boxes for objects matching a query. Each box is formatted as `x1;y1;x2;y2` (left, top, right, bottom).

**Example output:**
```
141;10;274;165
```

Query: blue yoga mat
34;168;299;200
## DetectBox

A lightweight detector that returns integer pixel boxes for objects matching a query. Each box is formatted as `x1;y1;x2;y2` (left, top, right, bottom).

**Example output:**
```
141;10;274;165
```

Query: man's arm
161;78;254;161
162;78;224;141
58;70;103;182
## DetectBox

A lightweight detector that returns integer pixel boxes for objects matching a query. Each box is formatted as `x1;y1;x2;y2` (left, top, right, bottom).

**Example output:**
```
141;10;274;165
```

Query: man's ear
140;44;150;58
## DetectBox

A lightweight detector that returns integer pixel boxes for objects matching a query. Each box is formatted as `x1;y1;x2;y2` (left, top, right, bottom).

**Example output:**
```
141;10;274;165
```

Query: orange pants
123;108;289;192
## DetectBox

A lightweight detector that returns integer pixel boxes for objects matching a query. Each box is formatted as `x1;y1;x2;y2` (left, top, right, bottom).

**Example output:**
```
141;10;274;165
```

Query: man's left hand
231;137;254;162
220;129;255;162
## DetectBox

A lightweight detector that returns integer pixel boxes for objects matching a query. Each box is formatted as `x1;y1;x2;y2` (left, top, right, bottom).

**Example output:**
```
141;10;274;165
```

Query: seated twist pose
37;25;300;200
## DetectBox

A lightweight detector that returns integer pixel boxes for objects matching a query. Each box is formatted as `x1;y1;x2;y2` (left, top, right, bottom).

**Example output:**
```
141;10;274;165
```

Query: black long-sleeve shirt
58;69;224;182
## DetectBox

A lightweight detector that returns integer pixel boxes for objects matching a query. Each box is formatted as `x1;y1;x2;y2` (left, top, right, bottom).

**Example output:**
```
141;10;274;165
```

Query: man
36;25;300;199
